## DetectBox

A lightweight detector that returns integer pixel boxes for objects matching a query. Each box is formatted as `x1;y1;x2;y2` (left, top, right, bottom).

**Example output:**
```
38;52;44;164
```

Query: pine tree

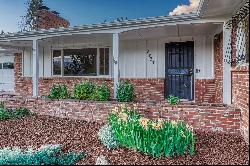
19;0;43;31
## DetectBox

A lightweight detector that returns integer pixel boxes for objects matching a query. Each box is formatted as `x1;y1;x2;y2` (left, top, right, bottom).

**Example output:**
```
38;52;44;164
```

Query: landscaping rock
95;155;110;165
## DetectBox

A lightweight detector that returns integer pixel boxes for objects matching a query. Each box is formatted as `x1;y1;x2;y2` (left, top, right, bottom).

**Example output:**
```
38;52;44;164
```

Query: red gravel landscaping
0;115;249;165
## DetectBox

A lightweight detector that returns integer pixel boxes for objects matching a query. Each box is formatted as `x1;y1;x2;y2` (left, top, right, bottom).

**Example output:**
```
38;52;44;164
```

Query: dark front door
165;41;194;101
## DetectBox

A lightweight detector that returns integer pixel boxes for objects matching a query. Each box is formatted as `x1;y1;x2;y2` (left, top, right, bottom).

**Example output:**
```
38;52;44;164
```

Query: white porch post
32;39;39;97
113;33;120;99
223;22;232;104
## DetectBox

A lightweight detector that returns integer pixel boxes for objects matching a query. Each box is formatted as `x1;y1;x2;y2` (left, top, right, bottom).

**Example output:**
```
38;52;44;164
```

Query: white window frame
51;47;111;77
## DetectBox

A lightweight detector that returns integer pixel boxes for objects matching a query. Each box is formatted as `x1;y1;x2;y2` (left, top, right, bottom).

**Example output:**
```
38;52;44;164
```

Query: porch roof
0;14;200;41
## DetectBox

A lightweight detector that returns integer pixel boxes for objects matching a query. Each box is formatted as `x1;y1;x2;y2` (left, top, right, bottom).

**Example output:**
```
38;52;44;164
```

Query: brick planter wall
232;65;249;143
0;95;241;134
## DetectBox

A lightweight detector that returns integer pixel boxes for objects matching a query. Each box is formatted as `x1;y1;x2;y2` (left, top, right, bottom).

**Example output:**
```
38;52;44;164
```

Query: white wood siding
22;35;214;79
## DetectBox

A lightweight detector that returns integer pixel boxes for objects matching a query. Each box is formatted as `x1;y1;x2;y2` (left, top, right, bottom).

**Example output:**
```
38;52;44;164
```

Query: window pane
53;50;62;75
0;63;2;69
100;48;109;75
64;48;97;76
3;62;14;69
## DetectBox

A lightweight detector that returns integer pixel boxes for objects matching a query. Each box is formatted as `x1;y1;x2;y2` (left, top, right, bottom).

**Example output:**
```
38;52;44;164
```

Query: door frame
164;41;195;101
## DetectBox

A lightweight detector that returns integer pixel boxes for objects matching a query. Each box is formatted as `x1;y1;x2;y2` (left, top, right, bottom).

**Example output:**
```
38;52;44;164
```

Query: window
63;48;97;76
52;48;109;77
100;48;109;75
0;63;2;69
3;62;14;69
52;50;62;75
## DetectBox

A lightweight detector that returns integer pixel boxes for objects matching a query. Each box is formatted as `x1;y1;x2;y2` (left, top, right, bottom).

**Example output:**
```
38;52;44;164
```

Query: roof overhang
0;0;246;42
0;14;201;41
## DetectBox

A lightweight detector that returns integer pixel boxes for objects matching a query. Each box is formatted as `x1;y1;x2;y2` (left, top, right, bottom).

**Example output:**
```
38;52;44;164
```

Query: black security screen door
165;41;194;100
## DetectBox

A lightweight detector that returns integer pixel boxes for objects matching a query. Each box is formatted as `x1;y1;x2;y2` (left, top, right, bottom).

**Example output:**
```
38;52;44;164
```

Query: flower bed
105;106;196;158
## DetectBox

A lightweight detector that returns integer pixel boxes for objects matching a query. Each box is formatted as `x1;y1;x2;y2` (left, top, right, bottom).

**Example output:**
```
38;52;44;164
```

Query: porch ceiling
120;23;222;40
0;33;113;49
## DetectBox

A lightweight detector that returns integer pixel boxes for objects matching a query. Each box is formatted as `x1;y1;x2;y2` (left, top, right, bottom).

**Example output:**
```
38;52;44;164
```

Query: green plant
91;83;110;101
0;108;10;120
167;95;180;106
117;81;135;102
0;101;5;109
0;144;85;165
73;81;95;100
12;108;32;119
98;124;120;150
0;107;32;121
108;106;196;158
48;84;69;99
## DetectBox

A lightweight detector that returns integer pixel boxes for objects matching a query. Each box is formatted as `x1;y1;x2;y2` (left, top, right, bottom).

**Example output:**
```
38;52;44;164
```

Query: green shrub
0;108;10;120
73;82;95;100
48;84;69;99
108;106;196;158
12;108;32;119
91;83;110;101
98;124;120;150
0;107;32;121
0;144;85;165
117;81;135;102
167;95;180;106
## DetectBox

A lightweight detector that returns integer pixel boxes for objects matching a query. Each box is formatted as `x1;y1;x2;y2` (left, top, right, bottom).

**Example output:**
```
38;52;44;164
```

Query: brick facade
36;9;70;30
0;95;241;134
214;33;224;103
14;54;164;102
232;65;249;144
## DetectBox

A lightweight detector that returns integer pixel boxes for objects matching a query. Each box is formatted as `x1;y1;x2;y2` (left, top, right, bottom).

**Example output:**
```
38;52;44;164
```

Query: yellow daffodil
112;107;119;114
118;112;128;122
139;118;150;130
152;122;163;130
171;120;178;127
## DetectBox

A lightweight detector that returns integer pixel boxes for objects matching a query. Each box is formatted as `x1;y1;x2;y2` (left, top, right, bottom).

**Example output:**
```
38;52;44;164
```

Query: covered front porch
0;19;230;104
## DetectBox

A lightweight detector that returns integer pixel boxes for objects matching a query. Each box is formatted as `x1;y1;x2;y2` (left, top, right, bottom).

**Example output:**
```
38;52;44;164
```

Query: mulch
0;115;249;165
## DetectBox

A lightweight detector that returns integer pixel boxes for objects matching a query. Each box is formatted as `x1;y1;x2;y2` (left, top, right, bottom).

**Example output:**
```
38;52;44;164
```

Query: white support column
113;33;120;99
32;39;39;97
223;22;232;104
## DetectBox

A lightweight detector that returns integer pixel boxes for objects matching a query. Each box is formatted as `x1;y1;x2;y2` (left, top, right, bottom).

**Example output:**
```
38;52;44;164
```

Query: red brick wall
36;9;70;30
14;54;164;102
0;95;241;134
214;32;224;103
195;79;215;103
232;65;249;144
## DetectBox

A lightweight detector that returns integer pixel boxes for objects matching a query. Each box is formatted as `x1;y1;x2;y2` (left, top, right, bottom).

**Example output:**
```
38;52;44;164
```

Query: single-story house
0;0;248;104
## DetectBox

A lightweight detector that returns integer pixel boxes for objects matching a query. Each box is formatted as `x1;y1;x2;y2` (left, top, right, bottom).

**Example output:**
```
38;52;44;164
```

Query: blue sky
0;0;191;33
